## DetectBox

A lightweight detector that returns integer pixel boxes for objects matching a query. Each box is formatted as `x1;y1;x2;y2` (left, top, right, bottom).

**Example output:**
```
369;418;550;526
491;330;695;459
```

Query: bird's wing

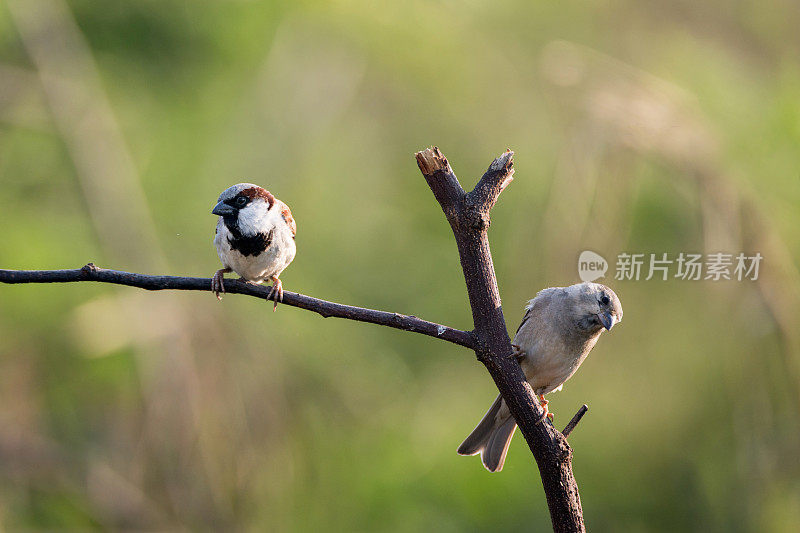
515;287;562;335
512;287;569;363
280;204;296;237
514;307;532;336
534;286;563;302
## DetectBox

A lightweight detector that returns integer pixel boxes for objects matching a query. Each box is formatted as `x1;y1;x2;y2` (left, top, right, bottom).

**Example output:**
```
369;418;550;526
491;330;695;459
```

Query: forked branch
416;147;585;532
2;148;587;532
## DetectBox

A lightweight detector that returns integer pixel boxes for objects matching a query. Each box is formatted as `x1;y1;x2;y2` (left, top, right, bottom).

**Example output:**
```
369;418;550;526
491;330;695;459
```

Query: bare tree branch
3;147;587;532
562;405;589;438
0;264;475;349
466;149;515;213
416;147;586;532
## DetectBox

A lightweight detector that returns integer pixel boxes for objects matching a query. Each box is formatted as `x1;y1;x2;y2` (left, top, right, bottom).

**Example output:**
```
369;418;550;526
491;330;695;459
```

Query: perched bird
458;282;622;472
211;183;296;310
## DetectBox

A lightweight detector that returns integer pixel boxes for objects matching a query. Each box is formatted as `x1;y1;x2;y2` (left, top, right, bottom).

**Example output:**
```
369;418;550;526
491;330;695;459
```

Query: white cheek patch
236;201;270;235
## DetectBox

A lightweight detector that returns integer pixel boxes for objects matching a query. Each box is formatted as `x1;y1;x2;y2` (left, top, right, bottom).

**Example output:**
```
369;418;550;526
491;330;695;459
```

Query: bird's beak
598;311;616;331
212;201;236;216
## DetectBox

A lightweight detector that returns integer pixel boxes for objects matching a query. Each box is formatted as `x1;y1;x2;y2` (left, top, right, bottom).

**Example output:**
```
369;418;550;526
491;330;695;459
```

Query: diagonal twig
562;405;589;438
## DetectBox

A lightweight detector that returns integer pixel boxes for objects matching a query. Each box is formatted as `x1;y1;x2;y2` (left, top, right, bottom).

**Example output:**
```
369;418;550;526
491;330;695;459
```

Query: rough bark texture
416;147;585;532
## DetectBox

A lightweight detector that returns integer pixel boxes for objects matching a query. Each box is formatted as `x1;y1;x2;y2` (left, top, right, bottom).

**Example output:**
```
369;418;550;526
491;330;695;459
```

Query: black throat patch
228;228;274;257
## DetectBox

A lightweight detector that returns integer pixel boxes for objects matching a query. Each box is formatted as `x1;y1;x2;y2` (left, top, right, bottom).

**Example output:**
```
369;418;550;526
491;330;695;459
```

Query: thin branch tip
490;149;514;172
465;149;516;211
562;404;589;437
415;146;450;176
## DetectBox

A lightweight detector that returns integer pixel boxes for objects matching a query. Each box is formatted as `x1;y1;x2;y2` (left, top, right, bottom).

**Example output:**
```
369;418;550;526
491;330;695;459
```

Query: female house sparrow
211;183;296;310
458;282;623;472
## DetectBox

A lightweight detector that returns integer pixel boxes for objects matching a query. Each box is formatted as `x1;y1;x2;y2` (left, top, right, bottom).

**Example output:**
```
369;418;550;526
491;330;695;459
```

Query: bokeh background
1;0;799;531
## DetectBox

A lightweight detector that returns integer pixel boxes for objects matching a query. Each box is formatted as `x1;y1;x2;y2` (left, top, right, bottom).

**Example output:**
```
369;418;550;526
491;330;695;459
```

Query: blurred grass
1;0;800;531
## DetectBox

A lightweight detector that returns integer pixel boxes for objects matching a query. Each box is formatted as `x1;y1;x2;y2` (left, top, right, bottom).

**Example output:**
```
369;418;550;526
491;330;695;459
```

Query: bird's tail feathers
457;394;517;472
482;417;517;472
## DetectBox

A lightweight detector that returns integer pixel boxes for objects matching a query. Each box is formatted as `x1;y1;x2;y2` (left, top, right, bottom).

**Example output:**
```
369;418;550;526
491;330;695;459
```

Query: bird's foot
511;344;525;362
538;395;554;421
212;268;232;300
266;277;283;312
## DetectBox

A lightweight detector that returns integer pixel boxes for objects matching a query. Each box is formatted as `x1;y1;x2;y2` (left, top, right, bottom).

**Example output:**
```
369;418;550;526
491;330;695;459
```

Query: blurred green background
1;0;799;531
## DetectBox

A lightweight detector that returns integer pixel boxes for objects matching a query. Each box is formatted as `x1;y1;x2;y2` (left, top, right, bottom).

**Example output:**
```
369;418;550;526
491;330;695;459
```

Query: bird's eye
235;196;248;207
600;294;610;305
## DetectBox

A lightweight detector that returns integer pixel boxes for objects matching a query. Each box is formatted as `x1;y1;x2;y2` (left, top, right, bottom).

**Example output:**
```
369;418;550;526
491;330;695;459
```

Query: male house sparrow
458;282;623;472
211;183;296;310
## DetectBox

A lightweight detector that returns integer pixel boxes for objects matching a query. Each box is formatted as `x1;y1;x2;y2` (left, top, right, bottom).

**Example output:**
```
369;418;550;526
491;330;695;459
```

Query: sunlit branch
0;264;475;349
